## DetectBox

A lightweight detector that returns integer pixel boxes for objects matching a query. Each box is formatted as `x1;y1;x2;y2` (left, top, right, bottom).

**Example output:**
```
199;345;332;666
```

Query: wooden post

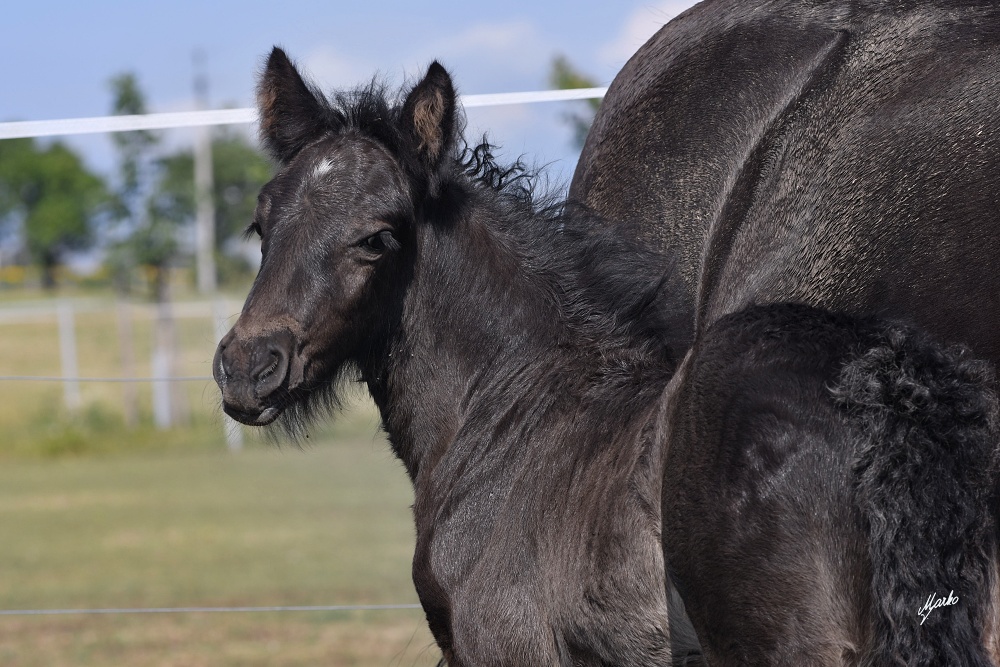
195;126;216;294
57;300;81;412
151;277;190;430
194;50;217;294
116;300;138;427
151;302;171;430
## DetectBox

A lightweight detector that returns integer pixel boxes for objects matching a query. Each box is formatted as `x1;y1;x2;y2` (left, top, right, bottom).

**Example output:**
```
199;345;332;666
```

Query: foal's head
214;47;460;428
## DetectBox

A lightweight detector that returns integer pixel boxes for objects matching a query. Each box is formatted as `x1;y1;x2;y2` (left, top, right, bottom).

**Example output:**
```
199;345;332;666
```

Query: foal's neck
370;185;681;483
370;209;554;476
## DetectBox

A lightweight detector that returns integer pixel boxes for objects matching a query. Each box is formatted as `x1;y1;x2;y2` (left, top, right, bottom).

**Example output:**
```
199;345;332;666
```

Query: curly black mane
458;139;539;204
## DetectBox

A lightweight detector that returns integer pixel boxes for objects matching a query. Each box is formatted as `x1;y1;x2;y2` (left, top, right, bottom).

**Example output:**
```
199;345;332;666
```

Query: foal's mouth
223;402;286;426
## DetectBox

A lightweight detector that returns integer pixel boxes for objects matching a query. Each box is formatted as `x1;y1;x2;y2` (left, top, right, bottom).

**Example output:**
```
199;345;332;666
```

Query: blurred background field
0;287;440;666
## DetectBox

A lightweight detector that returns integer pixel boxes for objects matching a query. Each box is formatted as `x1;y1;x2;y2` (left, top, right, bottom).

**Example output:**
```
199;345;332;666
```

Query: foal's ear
257;47;334;163
401;62;458;181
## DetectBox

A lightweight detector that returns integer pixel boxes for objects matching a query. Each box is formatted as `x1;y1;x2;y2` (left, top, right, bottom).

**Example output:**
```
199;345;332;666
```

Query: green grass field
0;424;441;666
0;293;441;665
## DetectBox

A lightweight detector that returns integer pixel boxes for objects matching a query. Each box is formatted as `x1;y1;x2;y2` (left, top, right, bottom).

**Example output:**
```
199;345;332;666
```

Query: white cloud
433;21;537;56
464;103;533;143
600;0;701;67
423;21;549;85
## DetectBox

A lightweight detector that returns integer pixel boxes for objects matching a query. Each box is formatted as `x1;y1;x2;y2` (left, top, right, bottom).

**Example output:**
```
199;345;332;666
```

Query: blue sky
3;0;699;189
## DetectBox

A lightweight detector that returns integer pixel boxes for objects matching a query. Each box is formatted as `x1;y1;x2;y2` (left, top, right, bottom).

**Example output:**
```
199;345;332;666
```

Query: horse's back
572;0;1000;363
571;0;852;297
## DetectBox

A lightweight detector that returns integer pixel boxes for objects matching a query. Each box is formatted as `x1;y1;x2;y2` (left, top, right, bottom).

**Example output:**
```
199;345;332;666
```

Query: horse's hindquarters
662;304;1000;666
661;313;869;665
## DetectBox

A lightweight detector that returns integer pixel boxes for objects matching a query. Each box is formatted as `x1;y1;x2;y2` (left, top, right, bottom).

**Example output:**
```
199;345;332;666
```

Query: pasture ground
0;426;440;666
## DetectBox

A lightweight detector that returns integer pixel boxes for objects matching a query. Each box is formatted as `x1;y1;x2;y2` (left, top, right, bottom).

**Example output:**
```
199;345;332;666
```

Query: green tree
0;139;33;222
150;130;272;250
212;132;274;246
548;55;602;149
106;73;272;295
0;137;110;288
109;73;159;222
108;72;179;300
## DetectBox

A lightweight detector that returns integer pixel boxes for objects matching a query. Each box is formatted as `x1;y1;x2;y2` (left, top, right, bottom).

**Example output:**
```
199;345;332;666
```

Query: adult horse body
570;0;1000;662
571;0;1000;364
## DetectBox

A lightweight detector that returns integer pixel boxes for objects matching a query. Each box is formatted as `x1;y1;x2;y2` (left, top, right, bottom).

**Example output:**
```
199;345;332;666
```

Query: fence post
213;300;243;451
151;301;172;430
194;51;217;295
194;126;216;294
57;300;81;412
116;300;138;426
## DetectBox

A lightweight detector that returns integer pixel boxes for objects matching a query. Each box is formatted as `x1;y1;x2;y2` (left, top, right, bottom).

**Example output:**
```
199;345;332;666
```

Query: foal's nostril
214;329;295;416
250;345;290;399
251;348;276;380
252;352;276;382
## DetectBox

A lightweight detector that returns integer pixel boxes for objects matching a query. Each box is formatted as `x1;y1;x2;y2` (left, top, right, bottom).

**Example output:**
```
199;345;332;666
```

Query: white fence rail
0;87;607;139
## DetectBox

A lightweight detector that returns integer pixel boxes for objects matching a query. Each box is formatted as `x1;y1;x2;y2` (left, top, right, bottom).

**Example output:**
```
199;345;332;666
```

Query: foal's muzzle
214;328;296;425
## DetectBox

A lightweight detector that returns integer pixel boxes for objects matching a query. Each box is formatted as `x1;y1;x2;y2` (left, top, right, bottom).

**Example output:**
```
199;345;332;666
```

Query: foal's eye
363;230;398;253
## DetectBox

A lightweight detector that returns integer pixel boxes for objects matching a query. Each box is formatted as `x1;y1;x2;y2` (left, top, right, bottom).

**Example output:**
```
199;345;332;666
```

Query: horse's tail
832;322;1000;666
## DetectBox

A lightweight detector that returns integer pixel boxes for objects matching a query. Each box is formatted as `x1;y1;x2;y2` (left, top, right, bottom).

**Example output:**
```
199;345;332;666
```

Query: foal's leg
987;559;1000;666
448;591;564;667
663;444;869;666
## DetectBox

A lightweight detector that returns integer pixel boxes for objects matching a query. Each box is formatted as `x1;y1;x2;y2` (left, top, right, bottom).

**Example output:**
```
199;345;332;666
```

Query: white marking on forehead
311;158;335;181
